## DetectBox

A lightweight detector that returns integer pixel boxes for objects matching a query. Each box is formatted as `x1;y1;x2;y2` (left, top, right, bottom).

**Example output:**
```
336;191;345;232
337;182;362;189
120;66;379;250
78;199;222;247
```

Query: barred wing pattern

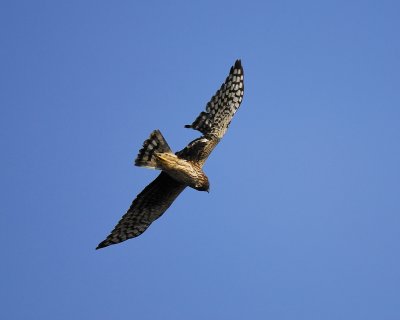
185;60;244;139
179;60;244;164
96;172;186;249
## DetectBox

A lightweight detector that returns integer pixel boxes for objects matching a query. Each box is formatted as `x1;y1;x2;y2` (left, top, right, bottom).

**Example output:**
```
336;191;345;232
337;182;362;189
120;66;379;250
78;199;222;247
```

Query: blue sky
1;0;400;319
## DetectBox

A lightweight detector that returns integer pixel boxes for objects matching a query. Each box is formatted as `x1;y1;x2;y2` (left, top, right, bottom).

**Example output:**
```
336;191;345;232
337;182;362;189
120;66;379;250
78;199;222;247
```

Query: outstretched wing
179;60;244;164
96;172;186;249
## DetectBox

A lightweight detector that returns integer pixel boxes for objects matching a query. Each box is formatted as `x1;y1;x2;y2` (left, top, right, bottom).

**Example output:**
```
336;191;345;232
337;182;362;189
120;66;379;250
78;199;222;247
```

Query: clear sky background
1;1;399;319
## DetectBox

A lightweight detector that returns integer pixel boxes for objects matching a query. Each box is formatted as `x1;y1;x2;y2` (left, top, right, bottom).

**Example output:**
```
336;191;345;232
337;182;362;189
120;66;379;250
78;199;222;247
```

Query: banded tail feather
135;130;172;168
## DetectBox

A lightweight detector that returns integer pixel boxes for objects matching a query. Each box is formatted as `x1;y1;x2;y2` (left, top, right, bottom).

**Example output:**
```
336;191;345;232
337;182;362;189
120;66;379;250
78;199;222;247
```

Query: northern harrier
96;60;244;249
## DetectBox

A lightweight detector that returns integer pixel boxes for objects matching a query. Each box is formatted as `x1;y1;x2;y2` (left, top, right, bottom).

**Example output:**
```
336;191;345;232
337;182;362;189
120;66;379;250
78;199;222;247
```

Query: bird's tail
135;130;173;168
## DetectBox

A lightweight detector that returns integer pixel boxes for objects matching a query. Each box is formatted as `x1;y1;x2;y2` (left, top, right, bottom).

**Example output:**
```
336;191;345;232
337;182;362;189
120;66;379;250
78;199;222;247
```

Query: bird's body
134;129;210;191
97;60;244;249
155;153;209;192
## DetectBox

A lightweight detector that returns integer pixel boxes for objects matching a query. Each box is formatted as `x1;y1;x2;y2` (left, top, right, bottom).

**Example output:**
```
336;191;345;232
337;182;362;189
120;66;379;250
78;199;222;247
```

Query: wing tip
96;237;118;250
96;240;109;250
230;59;243;75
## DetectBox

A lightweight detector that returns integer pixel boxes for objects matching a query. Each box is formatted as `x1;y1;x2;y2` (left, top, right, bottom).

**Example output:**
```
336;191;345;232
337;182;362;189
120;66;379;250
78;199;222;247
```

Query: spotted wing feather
96;172;186;249
180;60;244;164
185;59;244;139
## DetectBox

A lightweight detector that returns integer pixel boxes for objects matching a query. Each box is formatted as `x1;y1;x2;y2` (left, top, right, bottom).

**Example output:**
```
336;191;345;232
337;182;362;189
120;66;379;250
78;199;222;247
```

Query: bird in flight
96;60;244;249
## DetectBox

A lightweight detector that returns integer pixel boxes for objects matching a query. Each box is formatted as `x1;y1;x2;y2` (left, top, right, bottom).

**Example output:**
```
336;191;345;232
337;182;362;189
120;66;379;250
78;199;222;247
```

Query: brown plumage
96;60;244;249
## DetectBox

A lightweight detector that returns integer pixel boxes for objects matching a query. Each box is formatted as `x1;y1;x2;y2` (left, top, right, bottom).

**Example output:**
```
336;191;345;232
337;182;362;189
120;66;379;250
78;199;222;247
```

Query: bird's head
194;176;210;193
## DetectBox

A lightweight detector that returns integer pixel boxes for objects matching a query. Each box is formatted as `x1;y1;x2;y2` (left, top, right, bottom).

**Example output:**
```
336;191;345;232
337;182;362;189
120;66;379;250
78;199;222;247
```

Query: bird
96;60;244;249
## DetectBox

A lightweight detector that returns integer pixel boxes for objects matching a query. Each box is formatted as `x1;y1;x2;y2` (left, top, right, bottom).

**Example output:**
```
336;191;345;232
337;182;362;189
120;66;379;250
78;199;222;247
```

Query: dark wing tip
230;59;243;75
96;239;113;250
234;59;242;68
96;242;106;250
184;124;191;128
